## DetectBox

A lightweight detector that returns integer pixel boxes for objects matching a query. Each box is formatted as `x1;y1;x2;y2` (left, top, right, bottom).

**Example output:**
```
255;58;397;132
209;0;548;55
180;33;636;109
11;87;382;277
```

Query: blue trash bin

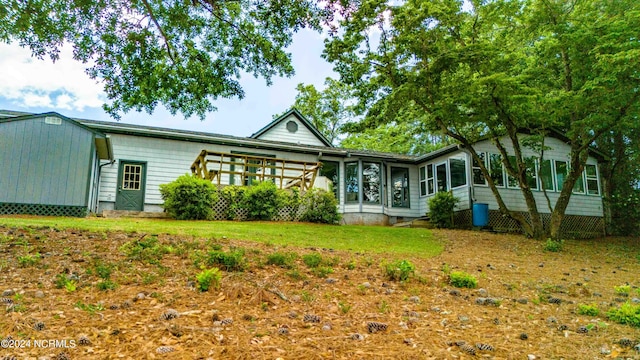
472;203;489;227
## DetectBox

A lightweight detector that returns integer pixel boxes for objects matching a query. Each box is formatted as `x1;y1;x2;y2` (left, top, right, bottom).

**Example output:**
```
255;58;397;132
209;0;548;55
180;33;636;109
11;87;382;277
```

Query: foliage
614;285;631;296
160;174;218;220
74;301;104;315
428;192;459;229
299;188;341;224
606;302;640;328
543;239;564;253
384;260;415;282
324;0;640;239
54;274;77;292
206;249;247;272
577;304;600;317
89;260;115;280
302;253;323;268
17;253;40;267
196;267;222;292
277;78;355;145
119;235;171;264
243;181;281;221
266;252;298;269
311;266;334;278
0;0;330;119
449;271;478;289
218;186;247;220
96;280;117;291
341;121;450;155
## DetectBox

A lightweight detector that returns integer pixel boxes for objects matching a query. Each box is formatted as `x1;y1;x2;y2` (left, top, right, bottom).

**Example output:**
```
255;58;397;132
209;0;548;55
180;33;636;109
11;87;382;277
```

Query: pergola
191;150;321;192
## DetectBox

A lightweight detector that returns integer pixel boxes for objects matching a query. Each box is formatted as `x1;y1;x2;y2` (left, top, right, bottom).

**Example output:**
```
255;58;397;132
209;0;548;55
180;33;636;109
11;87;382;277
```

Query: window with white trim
585;164;599;195
449;157;467;188
489;153;505;187
539;159;554;191
427;164;435;195
506;155;519;189
419;166;427;196
472;152;487;186
555;160;568;191
525;157;538;190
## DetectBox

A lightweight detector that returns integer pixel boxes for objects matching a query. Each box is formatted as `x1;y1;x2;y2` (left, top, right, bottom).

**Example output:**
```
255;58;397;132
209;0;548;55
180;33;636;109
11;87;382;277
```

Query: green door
115;161;146;211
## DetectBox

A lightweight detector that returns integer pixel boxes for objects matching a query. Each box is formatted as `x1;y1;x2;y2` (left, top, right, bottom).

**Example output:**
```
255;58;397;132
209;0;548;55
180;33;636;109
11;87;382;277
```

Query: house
0;109;605;237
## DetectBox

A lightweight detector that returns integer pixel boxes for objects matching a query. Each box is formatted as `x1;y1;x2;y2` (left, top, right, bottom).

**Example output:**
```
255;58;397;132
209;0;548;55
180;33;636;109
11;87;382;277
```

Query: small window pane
525;157;538;190
436;163;448;192
345;163;359;203
472;153;486;185
573;173;585;194
320;161;339;200
489;153;504;187
450;158;467;188
539;159;554;191
391;167;410;208
555;161;568;191
362;162;381;203
585;164;599;195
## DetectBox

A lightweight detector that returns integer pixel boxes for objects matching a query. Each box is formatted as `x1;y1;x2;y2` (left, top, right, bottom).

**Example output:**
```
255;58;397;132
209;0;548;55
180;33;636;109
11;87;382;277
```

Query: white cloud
0;43;105;111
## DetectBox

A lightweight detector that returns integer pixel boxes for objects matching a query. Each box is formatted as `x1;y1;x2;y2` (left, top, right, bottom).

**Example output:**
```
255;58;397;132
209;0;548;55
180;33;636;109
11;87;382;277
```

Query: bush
606;302;640;327
196;268;222;292
119;235;171;264
577;303;600;316
244;181;281;220
428;192;459;228
449;271;478;288
302;253;323;268
219;185;247;220
384;260;416;282
159;174;218;220
206;249;247;271
544;238;564;252
614;285;631;296
266;252;298;269
299;188;341;224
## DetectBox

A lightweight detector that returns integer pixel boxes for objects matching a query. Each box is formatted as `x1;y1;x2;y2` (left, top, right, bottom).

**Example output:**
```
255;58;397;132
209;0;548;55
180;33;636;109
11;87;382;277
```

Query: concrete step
101;210;169;219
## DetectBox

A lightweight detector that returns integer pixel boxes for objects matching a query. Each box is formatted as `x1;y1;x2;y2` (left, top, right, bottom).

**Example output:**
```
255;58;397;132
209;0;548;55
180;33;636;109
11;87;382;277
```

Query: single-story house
0;109;605;237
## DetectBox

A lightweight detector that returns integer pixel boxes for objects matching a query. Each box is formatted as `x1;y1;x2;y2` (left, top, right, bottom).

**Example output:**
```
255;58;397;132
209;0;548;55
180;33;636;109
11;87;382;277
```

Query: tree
0;0;330;119
278;77;353;144
324;0;640;239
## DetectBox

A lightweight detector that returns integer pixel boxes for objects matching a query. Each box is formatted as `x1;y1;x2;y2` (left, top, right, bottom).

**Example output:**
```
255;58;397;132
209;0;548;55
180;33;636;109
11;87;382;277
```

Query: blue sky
0;29;335;137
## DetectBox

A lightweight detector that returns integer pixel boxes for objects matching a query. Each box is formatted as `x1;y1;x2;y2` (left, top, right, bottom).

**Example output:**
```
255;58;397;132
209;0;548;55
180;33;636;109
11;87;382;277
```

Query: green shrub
120;236;170;264
244;181;281;220
218;185;247;220
384;260;416;282
89;260;115;279
159;174;218;220
577;303;600;316
196;267;222;292
299;188;341;224
449;271;478;288
206;249;247;271
266;252;298;269
17;253;40;267
54;274;77;292
614;285;631;295
311;266;334;278
428;192;459;228
96;280;117;291
606;302;640;327
302;253;323;268
544;238;564;252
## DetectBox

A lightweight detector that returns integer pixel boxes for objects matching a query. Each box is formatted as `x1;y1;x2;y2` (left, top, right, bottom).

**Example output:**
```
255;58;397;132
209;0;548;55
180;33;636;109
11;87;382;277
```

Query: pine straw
1;226;639;359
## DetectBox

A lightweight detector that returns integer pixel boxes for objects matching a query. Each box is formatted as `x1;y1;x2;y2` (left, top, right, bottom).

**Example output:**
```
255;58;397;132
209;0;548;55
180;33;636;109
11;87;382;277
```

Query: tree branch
140;0;176;63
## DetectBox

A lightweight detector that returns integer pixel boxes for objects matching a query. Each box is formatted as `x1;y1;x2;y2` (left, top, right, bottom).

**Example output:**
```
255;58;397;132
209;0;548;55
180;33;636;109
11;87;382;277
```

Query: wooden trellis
191;150;321;192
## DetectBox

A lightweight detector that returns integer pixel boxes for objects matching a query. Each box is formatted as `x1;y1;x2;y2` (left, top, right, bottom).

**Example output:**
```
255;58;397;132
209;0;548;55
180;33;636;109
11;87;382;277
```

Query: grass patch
577;303;600;316
449;271;478;289
0;217;443;257
606;302;640;328
384;259;416;282
266;252;298;269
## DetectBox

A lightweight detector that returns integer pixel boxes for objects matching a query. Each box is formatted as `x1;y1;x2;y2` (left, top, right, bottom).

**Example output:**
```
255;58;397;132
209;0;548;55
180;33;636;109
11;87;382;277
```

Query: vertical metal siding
0;117;94;206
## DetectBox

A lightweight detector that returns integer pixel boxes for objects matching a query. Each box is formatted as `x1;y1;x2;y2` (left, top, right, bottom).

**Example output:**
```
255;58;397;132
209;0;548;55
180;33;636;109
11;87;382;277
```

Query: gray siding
0;116;95;206
470;136;603;217
254;114;327;146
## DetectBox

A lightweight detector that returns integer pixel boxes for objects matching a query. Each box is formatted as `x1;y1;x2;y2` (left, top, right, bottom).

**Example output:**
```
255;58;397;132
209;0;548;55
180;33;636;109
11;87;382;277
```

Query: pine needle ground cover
0;217;639;359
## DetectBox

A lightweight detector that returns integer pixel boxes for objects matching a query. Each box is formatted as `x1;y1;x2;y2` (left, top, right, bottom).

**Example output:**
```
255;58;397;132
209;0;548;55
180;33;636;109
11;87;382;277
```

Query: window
573;169;585;194
427;164;435;195
436;163;448;192
345;162;359;203
585;164;599;195
320;161;339;200
506;155;519;189
555;160;568;191
472;152;487;186
539;159;554;191
489;153;505;187
122;164;142;190
525;157;538;190
449;157;467;188
391;167;410;208
362;162;381;204
419;166;427;196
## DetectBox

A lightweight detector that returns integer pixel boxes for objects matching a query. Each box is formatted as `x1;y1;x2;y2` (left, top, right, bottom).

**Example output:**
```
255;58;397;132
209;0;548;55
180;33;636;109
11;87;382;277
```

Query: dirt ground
1;224;639;360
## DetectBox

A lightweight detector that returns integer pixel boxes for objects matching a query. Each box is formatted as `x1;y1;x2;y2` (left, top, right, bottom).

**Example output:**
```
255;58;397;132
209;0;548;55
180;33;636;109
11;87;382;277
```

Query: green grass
0;217;443;257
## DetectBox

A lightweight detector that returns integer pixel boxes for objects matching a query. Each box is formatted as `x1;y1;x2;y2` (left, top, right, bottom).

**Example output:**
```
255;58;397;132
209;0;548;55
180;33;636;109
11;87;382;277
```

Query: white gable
253;114;327;147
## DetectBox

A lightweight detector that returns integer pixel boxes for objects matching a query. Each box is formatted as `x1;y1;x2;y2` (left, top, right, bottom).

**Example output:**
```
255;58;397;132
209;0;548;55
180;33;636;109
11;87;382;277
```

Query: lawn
0;216;443;257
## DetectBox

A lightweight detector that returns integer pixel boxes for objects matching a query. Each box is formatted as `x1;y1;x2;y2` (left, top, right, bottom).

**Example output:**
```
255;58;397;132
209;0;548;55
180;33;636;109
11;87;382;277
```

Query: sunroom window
391;167;410;208
472;152;487;186
585;164;599;195
449;157;467;188
362;162;381;204
489;153;505;187
345;162;359;203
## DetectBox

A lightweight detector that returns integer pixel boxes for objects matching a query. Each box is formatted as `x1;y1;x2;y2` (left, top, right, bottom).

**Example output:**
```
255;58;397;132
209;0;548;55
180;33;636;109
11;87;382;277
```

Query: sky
0;29;336;137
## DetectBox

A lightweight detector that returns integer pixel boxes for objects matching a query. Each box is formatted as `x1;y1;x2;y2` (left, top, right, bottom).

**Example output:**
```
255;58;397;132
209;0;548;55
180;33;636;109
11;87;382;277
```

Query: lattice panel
453;210;472;229
0;203;88;217
478;210;604;239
